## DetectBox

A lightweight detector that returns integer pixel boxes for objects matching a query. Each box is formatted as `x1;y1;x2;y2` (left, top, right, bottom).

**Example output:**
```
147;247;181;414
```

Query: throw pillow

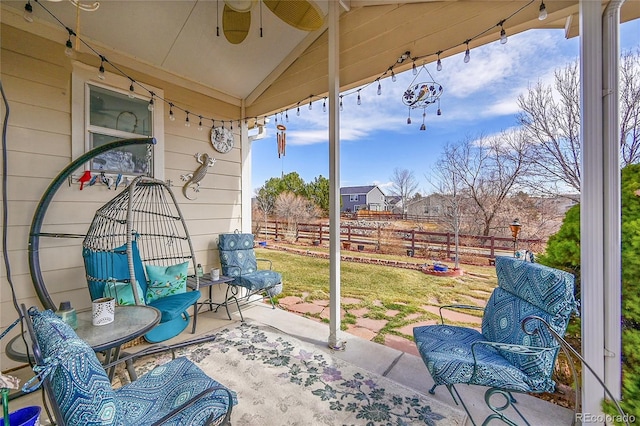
145;262;189;303
103;280;146;306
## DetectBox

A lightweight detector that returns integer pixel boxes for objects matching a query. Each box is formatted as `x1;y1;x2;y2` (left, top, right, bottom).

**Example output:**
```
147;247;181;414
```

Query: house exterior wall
366;187;386;211
341;193;365;212
0;23;242;369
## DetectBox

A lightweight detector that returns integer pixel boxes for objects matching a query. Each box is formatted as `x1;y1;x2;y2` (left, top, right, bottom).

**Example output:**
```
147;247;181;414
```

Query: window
72;62;164;178
349;194;359;202
354;205;361;211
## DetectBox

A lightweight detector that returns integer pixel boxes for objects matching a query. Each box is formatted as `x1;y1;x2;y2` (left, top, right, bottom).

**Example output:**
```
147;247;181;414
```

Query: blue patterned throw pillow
103;280;146;305
145;262;189;303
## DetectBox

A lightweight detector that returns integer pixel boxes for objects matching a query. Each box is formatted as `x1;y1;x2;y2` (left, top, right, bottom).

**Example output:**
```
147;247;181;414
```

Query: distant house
385;195;402;213
406;193;450;219
340;185;386;212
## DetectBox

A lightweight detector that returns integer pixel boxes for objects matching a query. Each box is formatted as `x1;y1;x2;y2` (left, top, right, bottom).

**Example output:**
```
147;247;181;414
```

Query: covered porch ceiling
3;0;639;120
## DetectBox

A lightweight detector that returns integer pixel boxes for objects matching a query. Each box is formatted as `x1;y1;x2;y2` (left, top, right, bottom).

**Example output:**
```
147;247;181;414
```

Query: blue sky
251;20;639;195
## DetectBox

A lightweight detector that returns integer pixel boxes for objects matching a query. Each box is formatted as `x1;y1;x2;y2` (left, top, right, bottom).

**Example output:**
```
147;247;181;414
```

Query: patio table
187;273;238;331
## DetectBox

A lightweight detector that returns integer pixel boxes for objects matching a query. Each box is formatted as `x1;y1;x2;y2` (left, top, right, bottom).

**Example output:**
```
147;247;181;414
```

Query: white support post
328;0;344;350
602;0;624;400
241;102;252;234
580;0;605;421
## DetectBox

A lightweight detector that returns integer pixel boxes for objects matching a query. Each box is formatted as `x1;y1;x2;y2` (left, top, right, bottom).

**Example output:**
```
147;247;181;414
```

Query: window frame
71;62;164;179
349;194;359;202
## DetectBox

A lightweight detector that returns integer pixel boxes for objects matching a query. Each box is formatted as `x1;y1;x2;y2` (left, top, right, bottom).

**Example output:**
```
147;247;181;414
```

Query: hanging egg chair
82;176;201;342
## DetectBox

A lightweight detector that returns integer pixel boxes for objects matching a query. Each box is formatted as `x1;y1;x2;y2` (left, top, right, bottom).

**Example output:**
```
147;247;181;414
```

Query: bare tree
390;168;419;217
274;191;321;241
620;48;640;165
427;168;463;269
518;49;640;196
254;187;275;241
439;131;532;237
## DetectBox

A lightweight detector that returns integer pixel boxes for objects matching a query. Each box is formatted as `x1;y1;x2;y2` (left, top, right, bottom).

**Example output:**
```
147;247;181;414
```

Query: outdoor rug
120;322;467;426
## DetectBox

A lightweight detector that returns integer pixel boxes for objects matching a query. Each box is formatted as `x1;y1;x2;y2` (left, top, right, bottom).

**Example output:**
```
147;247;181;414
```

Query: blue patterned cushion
31;310;121;425
218;233;258;276
413;325;552;393
234;270;282;291
494;256;576;317
115;357;237;425
103;280;146;306
83;241;148;300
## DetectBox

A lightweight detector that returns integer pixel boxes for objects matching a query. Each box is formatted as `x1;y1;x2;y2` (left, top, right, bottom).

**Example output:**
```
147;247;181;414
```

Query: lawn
255;246;498;343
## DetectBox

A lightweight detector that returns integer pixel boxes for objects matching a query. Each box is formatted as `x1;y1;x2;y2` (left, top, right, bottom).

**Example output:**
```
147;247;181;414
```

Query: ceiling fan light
224;0;257;13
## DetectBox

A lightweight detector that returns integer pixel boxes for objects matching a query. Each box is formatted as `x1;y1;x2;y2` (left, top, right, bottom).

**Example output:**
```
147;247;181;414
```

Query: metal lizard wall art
180;152;216;200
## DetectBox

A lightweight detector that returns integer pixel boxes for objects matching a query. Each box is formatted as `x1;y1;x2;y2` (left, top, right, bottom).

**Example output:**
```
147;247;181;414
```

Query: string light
185;111;191;127
168;103;175;121
463;40;471;63
285;110;289;122
198;115;203;131
499;21;508;44
128;81;135;99
64;28;75;57
377;80;382;96
308;96;313;110
323;97;326;113
538;1;547;20
30;0;539;137
23;1;33;22
98;55;106;80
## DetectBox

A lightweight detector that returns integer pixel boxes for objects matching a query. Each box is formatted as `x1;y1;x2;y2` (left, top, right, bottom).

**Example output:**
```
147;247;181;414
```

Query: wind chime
277;124;286;158
402;65;444;131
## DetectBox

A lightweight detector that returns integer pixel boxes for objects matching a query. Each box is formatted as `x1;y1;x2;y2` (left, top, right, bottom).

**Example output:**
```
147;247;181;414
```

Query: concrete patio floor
7;301;574;425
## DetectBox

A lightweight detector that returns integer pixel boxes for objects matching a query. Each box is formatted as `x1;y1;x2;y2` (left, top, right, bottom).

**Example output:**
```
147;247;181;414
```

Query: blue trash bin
0;406;41;426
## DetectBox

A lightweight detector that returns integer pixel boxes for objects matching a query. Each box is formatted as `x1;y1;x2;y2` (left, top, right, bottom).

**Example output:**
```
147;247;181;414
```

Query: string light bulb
463;41;471;63
377;81;382;96
65;37;74;57
128;81;135;99
391;70;396;82
168;103;175;121
339;95;343;112
23;1;33;22
297;103;300;116
285;110;289;122
436;51;443;71
323;97;326;113
499;21;508;44
98;56;106;80
538;1;547;20
357;90;361;105
198;116;203;131
412;61;417;75
185;111;191;127
148;93;155;112
308;96;313;110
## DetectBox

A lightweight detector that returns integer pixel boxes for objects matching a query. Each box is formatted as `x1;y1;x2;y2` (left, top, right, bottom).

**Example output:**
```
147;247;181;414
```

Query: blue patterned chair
21;306;236;426
413;256;577;425
218;232;282;321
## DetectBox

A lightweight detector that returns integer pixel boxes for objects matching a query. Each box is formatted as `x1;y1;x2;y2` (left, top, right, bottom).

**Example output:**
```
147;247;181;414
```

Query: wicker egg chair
82;176;201;342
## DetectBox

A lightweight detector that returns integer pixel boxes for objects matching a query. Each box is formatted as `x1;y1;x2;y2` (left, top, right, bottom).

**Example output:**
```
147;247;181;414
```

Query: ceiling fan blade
223;4;252;44
263;0;324;32
224;0;257;13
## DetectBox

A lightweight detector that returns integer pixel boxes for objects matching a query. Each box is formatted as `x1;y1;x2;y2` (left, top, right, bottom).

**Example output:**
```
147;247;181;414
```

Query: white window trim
349;194;359;202
71;61;164;179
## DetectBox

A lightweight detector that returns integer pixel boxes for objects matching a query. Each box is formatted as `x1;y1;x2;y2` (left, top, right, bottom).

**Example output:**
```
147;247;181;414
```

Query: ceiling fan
222;0;325;44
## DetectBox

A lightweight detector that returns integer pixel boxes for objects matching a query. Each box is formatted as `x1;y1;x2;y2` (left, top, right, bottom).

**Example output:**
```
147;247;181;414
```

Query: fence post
275;221;279;240
318;223;323;243
446;233;451;259
411;230;416;251
490;236;495;258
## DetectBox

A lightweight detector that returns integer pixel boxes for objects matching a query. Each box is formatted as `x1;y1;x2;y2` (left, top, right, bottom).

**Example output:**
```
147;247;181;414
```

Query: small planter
406;249;414;257
1;406;41;426
342;242;351;250
357;244;365;251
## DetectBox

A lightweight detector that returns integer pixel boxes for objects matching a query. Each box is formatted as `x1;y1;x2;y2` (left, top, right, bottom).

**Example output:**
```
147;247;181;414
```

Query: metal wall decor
402;65;443;131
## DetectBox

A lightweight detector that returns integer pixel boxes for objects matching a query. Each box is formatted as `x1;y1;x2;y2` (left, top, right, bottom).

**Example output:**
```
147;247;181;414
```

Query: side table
187;273;240;332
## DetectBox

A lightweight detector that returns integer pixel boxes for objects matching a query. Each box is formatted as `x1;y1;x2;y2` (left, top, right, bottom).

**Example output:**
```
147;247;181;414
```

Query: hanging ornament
277;124;287;158
401;64;443;132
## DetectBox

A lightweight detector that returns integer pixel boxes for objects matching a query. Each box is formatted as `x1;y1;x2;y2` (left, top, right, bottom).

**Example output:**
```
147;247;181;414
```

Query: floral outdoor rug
121;322;467;426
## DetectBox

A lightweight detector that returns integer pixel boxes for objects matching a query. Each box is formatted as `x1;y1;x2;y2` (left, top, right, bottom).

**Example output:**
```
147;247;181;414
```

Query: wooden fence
253;220;543;260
